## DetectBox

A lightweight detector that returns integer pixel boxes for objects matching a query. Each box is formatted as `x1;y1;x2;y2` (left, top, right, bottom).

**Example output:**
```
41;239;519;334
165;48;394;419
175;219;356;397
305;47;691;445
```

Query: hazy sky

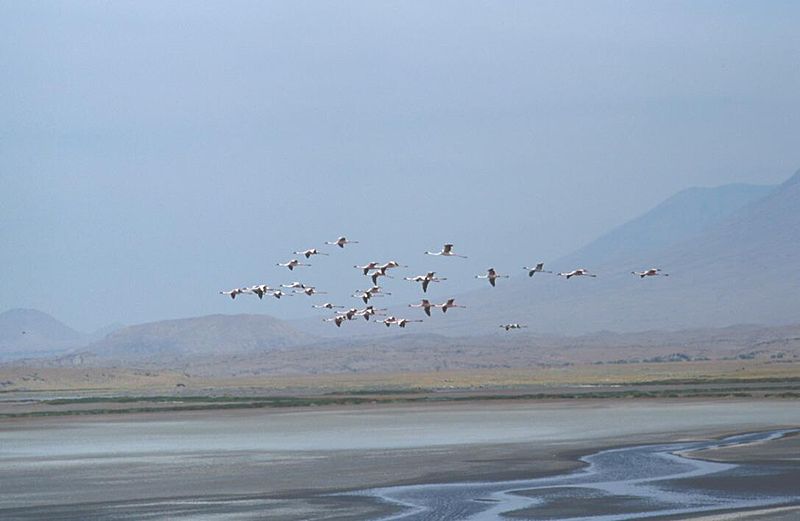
2;1;799;331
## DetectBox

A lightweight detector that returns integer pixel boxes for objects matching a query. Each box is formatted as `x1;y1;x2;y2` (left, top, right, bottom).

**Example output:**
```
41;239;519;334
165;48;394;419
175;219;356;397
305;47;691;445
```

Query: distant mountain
71;313;318;366
405;172;798;335
9;175;797;372
85;322;800;376
557;183;775;268
640;169;800;327
86;322;126;343
0;308;86;359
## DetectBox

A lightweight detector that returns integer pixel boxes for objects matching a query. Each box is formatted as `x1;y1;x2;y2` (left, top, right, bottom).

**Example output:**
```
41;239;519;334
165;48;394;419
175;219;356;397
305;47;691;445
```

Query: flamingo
425;243;467;258
404;272;446;293
356;305;386;321
523;263;553;277
500;323;528;331
281;282;307;289
267;289;292;299
354;261;380;275
323;316;346;327
632;268;669;278
409;299;436;317
377;316;423;327
396;318;424;328
376;260;406;270
295;286;327;297
438;298;465;313
337;308;360;321
353;286;390;304
370;267;393;286
277;259;310;271
558;268;597;279
326;236;359;249
353;290;374;304
379;316;399;327
475;268;509;287
313;303;345;309
243;284;272;299
219;288;246;299
294;248;329;259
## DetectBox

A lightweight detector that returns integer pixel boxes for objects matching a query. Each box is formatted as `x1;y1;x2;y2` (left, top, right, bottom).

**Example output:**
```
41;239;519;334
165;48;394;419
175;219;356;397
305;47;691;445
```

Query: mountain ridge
556;182;775;269
76;313;319;365
393;172;797;336
0;308;86;360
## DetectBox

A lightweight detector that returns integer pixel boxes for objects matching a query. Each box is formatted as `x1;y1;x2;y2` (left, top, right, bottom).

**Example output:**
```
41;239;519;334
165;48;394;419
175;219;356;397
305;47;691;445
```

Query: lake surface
352;430;800;520
1;400;798;520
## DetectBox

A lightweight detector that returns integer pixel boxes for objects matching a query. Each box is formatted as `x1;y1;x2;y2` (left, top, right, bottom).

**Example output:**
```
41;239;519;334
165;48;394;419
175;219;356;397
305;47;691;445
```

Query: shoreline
1;383;798;421
652;505;800;521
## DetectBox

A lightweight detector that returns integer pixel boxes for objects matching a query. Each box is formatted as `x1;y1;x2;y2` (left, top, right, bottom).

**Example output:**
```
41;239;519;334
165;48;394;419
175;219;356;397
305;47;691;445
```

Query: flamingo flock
219;238;668;332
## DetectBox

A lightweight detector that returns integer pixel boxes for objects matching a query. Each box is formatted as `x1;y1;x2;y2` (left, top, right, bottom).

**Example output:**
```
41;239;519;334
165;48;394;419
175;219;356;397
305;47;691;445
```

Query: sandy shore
687;429;800;463
1;398;798;520
660;505;800;520
659;431;800;520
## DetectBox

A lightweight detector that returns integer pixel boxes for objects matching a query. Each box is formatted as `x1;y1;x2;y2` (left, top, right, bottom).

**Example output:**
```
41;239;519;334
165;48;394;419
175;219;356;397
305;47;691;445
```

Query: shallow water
2;400;797;456
354;430;799;520
1;401;798;520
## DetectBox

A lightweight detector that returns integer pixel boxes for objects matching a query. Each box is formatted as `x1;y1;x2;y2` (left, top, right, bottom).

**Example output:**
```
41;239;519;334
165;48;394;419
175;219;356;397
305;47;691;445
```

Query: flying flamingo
408;299;436;317
377;316;423;328
293;248;329;259
281;282;307;289
558;268;597;279
500;323;528;331
219;288;246;299
632;268;669;278
295;286;327;296
395;318;424;328
438;298;465;313
244;284;273;299
353;286;390;304
313;303;345;309
354;262;380;275
326;236;359;248
356;305;386;321
378;316;399;327
425;243;467;258
370;268;393;286
523;263;553;277
404;271;446;293
323;316;346;327
376;260;407;270
277;259;310;271
337;308;360;321
475;268;509;287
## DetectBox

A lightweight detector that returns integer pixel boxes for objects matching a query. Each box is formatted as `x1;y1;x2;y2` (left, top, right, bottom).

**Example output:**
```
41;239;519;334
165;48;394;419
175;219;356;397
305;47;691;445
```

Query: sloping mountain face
0;308;86;359
643;170;800;327
75;313;318;365
86;322;126;343
410;172;798;336
556;183;775;268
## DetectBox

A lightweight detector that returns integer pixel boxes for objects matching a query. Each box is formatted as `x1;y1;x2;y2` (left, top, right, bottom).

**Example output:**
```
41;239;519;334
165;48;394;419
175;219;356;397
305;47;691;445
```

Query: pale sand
666;506;800;520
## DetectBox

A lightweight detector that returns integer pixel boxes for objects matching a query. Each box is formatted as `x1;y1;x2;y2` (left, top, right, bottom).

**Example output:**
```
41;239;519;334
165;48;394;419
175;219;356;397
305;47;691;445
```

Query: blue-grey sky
2;1;799;331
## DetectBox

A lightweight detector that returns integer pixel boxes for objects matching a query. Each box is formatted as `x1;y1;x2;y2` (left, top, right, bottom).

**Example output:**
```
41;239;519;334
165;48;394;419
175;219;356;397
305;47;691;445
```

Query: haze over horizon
2;2;799;331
